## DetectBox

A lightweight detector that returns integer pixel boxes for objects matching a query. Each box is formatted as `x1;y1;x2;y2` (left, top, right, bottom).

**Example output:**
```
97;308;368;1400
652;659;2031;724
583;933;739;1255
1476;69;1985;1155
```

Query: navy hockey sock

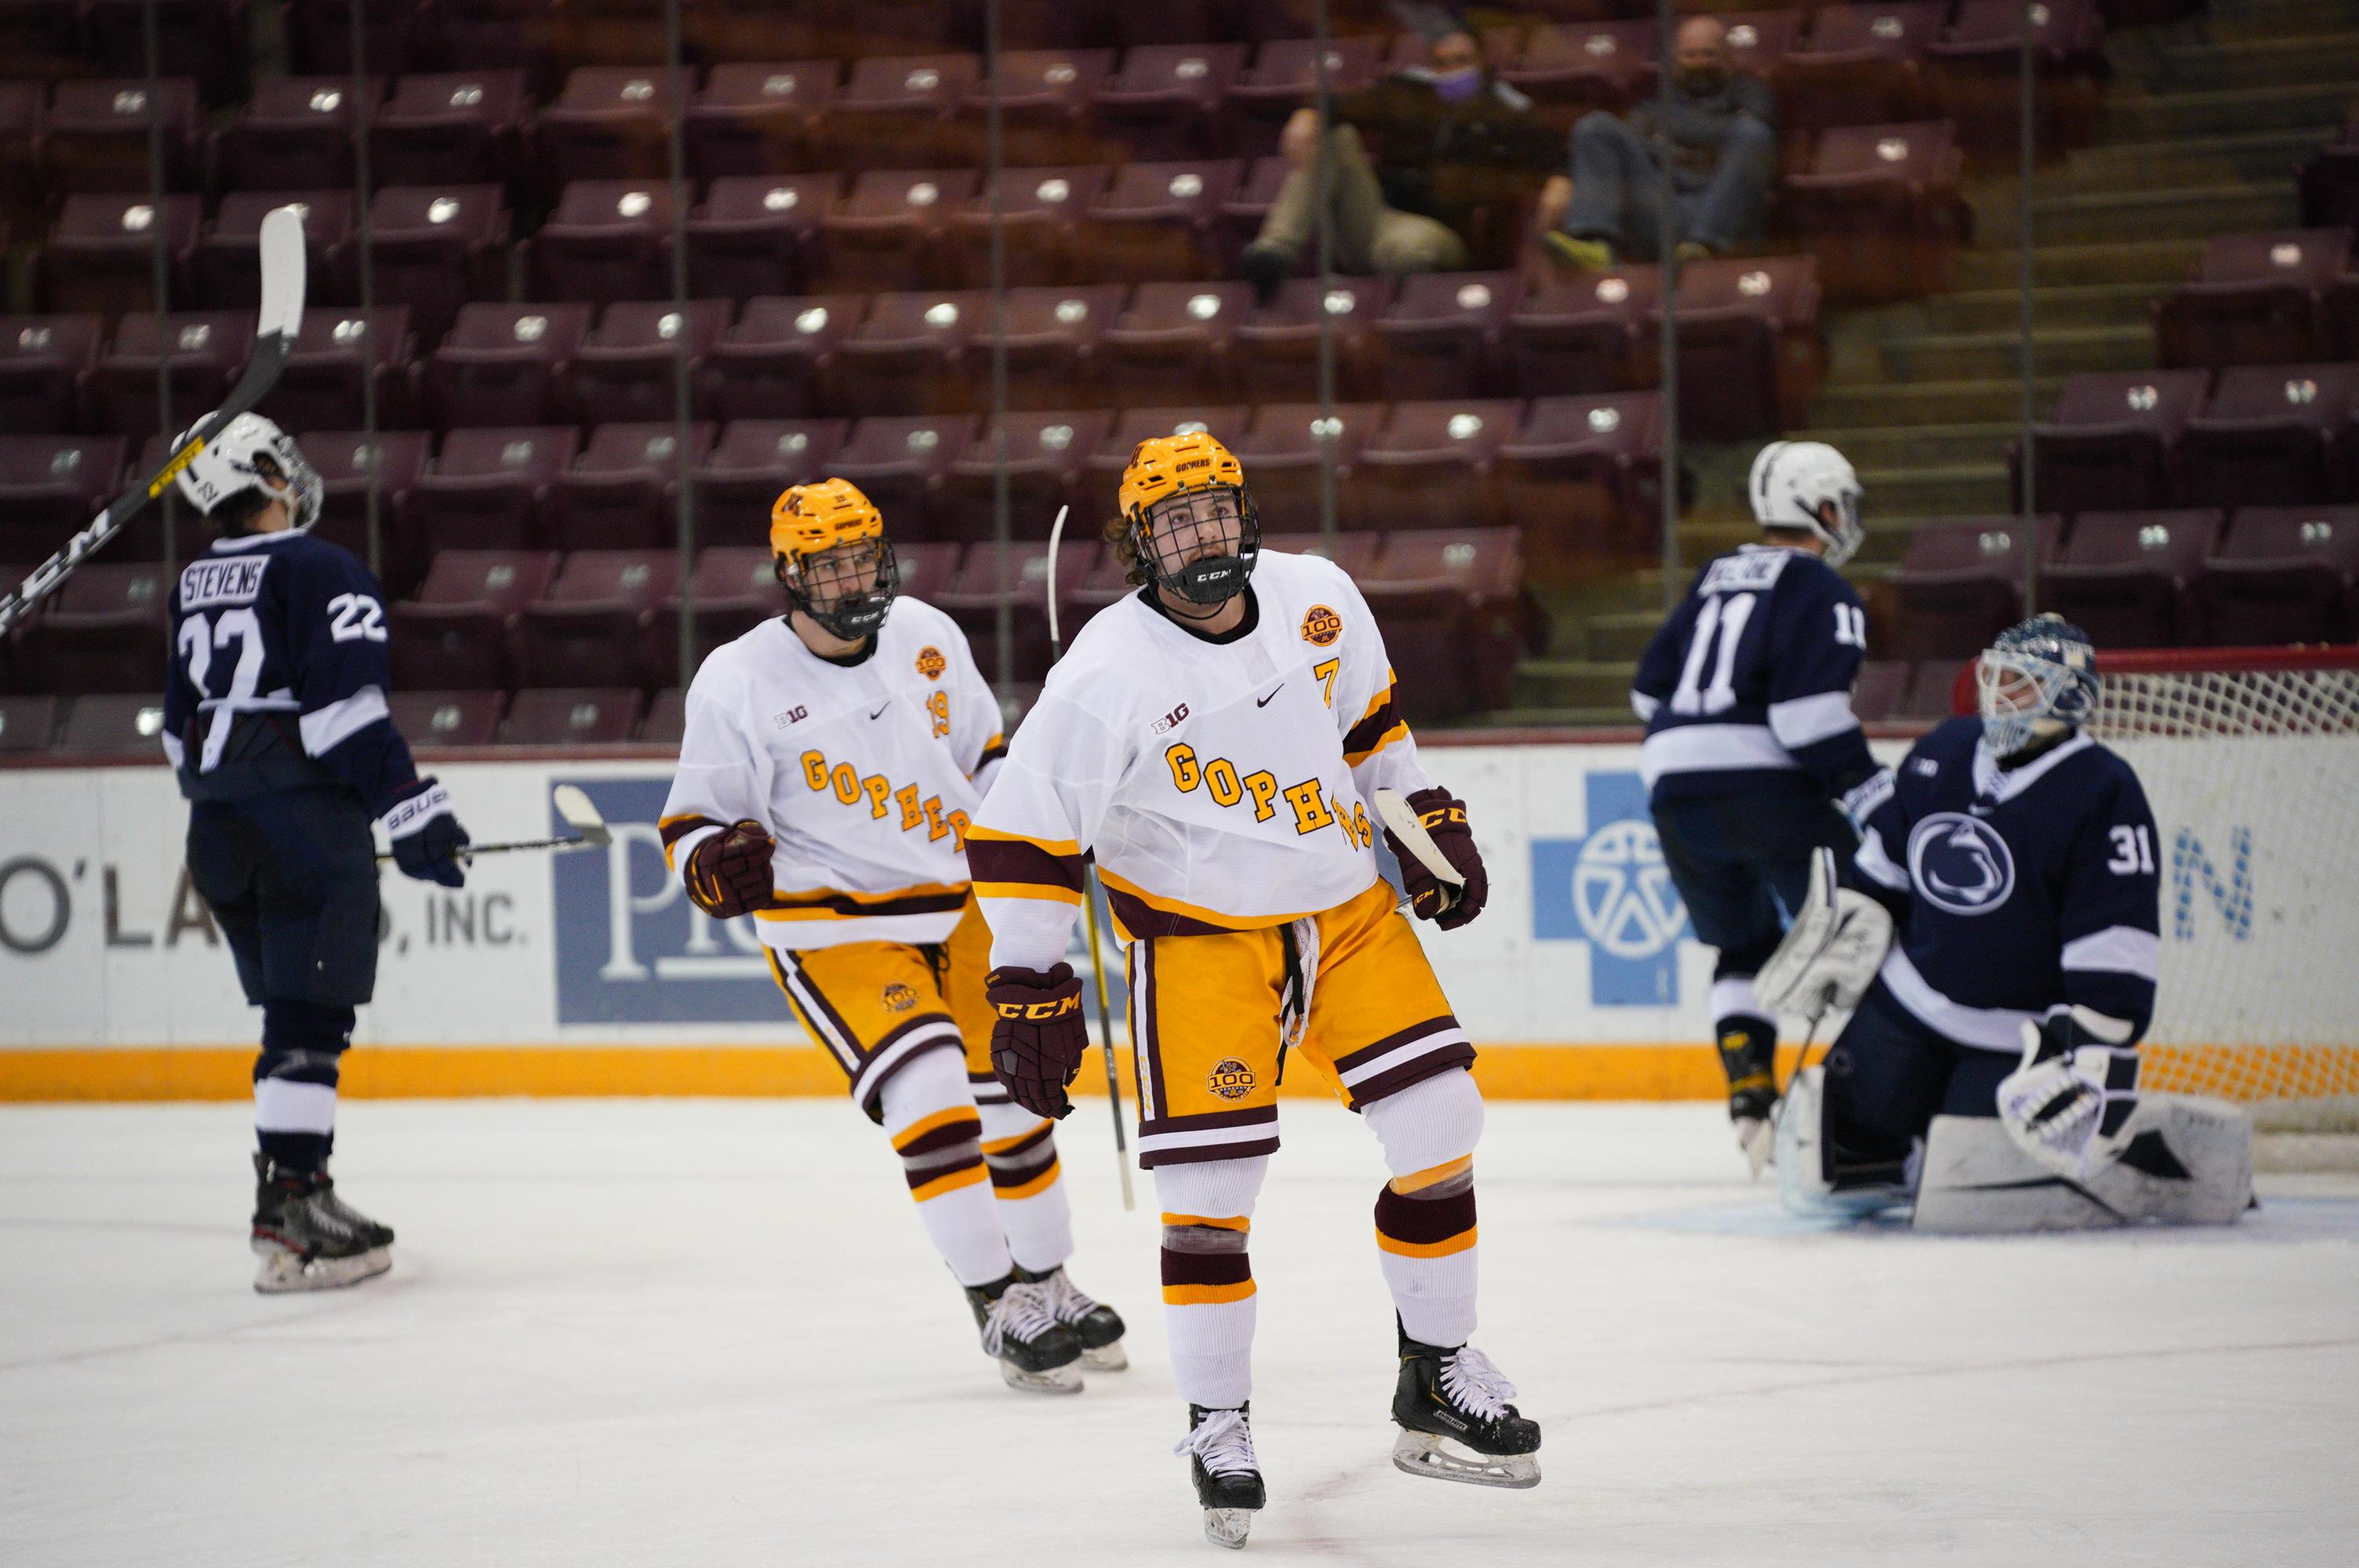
254;1000;355;1174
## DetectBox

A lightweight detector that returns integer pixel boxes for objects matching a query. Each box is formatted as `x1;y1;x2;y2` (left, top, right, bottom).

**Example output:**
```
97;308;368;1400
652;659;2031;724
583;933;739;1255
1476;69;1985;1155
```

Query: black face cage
779;538;900;641
1133;484;1261;606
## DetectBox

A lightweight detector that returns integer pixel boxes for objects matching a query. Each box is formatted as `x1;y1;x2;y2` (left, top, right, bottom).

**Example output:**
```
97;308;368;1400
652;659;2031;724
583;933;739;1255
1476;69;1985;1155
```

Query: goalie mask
770;477;899;642
1117;430;1259;607
173;412;323;535
1977;614;2099;757
1749;440;1863;568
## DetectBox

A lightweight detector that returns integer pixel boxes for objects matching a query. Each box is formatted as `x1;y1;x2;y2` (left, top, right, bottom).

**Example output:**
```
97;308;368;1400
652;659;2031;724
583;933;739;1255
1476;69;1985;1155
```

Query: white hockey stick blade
1045;504;1070;657
255;205;309;339
551;784;611;847
1374;787;1466;887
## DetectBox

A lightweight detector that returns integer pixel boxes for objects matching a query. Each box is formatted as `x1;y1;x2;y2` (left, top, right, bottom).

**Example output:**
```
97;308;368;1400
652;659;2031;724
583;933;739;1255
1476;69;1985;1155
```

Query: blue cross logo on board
1530;771;1688;1006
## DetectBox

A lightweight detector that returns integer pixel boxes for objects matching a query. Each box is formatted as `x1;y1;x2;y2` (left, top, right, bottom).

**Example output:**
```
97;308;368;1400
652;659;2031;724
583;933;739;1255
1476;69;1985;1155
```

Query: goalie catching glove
1755;848;1893;1021
684;818;775;919
1997;1006;2139;1179
987;964;1089;1120
1379;787;1488;930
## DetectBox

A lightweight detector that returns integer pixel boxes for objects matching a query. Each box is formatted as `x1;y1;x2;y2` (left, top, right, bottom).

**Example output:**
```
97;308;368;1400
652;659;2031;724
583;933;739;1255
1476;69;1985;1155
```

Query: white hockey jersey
971;549;1432;971
660;597;1005;951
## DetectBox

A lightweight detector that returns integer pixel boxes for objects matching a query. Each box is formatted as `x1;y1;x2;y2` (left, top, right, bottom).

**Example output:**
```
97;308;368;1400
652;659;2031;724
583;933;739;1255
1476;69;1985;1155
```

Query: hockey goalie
1758;615;2254;1232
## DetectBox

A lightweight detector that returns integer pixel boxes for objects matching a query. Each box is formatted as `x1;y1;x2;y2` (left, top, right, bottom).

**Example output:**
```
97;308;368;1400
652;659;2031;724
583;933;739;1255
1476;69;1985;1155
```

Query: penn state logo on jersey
1906;812;2016;915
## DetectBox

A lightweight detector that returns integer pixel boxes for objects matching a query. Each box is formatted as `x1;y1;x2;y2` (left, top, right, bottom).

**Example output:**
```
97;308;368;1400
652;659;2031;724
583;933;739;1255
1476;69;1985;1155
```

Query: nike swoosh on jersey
870;702;890;720
1256;684;1285;708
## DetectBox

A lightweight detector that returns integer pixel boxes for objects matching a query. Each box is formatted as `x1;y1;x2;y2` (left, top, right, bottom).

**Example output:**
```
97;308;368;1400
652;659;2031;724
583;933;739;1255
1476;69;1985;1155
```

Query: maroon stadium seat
1882;515;2058;661
298;429;433;594
639;686;687;742
19;561;169;693
1504;21;1660;125
971;285;1128;411
1361;530;1525;718
1259;532;1382;579
2178;361;2357;510
2155;228;2349;370
830;414;979;542
516;549;682;688
1507;266;1656;396
422;303;594;430
500;687;644;745
1234;275;1390;403
1779;4;1943;132
85;312;254;441
0;693;62;752
941;410;1117;543
45;78;200;194
565;300;731;430
1082;159;1243;283
1851;659;1909;722
932;539;1099;683
390;549;560;691
0;2;81;82
0;79;38;234
1376;271;1519;401
0;436;126;560
0;315;102;434
386;690;506;749
948;165;1113;288
686;174;838;302
652;545;790;686
1090;42;1246;161
256;307;418;436
686;62;838;180
700;294;865;423
533;67;690;194
438;0;561;85
410;426;580;554
1227;37;1383;158
51;692;173;753
2299;143;2359;232
892;540;964;604
213;76;381;193
1219;154;1292;260
817;168;979;292
1086;406;1252;492
84;0;245;105
528;181;678;303
1496;390;1666;564
370;71;530;190
286;0;438;77
2197;506;2359;646
1928;0;2105;155
813;53;980;172
828;290;984;418
1782;122;1968;303
1234;401;1381;534
1661;256;1823;441
2041;508;2223;650
1717;10;1808;85
1354;400;1519;532
125;434;216;559
1898;659;1965;720
543;423;716;552
1101;281;1256;405
2015;369;2209;517
365;185;512;350
688;418;849;522
195;191;357;314
952;49;1115;169
39;194;202;323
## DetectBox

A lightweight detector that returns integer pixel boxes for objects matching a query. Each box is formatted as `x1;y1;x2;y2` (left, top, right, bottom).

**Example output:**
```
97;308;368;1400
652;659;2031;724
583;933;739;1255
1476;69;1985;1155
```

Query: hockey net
2088;648;2359;1164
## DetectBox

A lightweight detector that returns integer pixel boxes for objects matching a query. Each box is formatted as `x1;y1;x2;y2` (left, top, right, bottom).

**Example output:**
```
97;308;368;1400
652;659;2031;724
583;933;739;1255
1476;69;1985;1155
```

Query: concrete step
1584;609;1669;662
1855;461;2014;521
1796;421;2022;467
1952;238;2204;292
1923;284;2163;335
1812;375;2066;428
2101;81;2356;140
2149;31;2359;93
1979;181;2299;248
1452;704;1634;731
2204;0;2359;34
2063;125;2343;191
1514;658;1640;710
1868;323;2153;384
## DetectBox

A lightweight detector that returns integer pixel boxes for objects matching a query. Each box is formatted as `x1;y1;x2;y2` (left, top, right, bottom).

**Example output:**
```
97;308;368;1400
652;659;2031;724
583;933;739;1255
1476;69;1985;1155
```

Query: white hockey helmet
1749;440;1864;568
173;412;323;533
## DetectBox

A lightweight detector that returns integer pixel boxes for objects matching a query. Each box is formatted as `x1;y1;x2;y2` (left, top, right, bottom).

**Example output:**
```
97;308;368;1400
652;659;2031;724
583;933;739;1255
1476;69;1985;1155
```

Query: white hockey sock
880;1049;1012;1288
1155;1156;1267;1410
1365;1069;1484;1347
979;1102;1073;1275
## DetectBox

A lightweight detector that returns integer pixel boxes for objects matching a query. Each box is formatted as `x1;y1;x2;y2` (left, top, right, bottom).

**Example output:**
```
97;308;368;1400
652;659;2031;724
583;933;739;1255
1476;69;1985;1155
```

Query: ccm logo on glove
986;963;1089;1121
684;818;776;920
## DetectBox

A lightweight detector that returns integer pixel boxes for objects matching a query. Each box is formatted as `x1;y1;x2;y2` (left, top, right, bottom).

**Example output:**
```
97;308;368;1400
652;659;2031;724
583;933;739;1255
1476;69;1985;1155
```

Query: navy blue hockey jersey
162;530;420;812
1630;544;1875;802
1851;717;2161;1052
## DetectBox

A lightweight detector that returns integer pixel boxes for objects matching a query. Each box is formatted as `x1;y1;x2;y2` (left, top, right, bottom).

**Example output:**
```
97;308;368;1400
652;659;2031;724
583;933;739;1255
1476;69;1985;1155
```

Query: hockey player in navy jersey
1630;441;1888;1171
1767;615;2252;1229
162;413;473;1291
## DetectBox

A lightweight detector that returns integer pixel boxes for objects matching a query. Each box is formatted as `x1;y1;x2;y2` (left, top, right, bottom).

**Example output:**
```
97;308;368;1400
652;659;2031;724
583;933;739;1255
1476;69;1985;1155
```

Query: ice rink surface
5;1098;2357;1568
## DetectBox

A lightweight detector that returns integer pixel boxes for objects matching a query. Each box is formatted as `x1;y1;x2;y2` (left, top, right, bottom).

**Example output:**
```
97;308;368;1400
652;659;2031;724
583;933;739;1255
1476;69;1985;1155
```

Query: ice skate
1390;1323;1541;1488
1018;1263;1129;1370
1175;1403;1264;1548
250;1154;394;1294
1720;1023;1779;1178
965;1275;1083;1393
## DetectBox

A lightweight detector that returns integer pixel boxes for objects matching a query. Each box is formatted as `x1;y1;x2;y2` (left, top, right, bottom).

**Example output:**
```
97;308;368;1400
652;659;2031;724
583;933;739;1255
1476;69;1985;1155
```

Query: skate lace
1173;1408;1258;1478
1438;1347;1518;1424
1036;1268;1100;1326
980;1279;1061;1354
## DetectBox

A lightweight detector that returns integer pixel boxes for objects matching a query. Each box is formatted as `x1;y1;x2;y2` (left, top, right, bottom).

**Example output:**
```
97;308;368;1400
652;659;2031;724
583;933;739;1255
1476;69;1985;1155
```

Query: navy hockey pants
1821;979;2012;1167
1650;786;1856;978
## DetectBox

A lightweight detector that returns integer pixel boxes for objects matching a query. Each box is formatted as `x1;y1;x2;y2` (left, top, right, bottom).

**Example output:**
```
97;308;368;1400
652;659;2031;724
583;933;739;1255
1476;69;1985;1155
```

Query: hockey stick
0;206;308;639
373;785;612;865
1372;787;1464;920
1045;506;1136;1212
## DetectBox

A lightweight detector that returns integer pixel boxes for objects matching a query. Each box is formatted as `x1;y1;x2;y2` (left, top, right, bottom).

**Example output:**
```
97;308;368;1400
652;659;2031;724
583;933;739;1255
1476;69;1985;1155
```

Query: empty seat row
2154;227;2359;371
0;686;676;754
1852;659;1976;724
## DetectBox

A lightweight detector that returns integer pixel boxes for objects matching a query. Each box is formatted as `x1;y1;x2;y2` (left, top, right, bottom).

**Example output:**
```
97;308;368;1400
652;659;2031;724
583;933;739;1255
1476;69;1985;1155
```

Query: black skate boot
965;1273;1084;1394
1718;1017;1779;1176
250;1154;394;1294
1390;1322;1541;1489
1175;1403;1264;1549
1015;1263;1129;1370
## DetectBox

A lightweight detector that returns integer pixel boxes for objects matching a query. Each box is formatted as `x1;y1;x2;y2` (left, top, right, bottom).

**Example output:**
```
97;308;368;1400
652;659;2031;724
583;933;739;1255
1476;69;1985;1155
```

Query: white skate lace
1438;1347;1518;1424
980;1279;1062;1354
1173;1408;1259;1478
1036;1268;1100;1326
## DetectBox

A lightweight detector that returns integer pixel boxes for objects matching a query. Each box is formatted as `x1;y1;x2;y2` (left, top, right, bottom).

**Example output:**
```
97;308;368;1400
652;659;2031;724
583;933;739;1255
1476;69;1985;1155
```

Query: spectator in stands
1538;16;1778;268
1240;9;1558;302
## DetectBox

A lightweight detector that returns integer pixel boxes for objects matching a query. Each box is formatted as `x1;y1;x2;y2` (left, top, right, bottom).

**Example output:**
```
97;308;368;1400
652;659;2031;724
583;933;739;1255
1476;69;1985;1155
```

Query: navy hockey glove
987;963;1089;1121
684;819;775;919
1384;786;1488;931
383;778;471;889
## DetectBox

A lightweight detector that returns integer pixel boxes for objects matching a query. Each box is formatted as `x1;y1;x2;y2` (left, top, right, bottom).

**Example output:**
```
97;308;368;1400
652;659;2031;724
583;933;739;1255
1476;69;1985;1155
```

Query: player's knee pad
1153;1154;1269;1228
877;1047;985;1202
1155;1157;1264;1314
976;1101;1060;1198
256;1000;354;1080
1364;1066;1485;1187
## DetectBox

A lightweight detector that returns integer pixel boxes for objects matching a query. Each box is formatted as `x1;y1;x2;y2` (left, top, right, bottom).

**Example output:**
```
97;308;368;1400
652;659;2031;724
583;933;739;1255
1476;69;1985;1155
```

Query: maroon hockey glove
684;819;775;919
987;963;1089;1121
1385;786;1489;931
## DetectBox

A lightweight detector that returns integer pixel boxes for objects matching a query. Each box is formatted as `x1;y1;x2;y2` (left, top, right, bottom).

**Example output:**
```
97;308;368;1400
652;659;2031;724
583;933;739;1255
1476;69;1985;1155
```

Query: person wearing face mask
1238;11;1557;303
1538;15;1779;267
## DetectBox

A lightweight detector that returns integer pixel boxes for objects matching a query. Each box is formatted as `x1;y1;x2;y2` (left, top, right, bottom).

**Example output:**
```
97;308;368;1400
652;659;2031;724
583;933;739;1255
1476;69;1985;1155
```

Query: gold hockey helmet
1115;430;1259;605
770;476;885;561
769;477;897;641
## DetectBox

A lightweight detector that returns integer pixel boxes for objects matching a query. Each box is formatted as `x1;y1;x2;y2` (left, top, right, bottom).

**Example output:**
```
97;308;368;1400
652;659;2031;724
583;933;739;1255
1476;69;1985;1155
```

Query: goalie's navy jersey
1851;717;2161;1053
1630;544;1876;803
162;530;419;811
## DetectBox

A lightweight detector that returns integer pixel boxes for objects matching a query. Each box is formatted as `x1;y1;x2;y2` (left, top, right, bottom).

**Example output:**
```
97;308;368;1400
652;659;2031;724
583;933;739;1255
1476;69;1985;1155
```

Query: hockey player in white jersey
969;432;1539;1546
1765;615;2253;1231
659;479;1125;1392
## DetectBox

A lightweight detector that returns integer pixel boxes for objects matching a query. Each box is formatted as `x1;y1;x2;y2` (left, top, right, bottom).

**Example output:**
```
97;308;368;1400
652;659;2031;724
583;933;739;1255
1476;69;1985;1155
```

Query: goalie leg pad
1912;1098;2252;1232
2085;1096;2254;1225
1775;1068;1914;1220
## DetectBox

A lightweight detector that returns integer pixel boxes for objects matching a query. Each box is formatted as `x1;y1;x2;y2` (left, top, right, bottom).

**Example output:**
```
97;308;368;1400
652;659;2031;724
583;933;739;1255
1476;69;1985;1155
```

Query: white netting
2089;653;2359;1138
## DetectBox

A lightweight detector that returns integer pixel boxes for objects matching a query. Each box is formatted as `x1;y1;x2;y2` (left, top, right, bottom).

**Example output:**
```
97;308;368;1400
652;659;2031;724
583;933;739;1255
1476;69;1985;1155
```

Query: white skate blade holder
998;1359;1083;1396
1391;1428;1541;1489
1202;1508;1253;1549
1081;1341;1128;1372
253;1245;391;1294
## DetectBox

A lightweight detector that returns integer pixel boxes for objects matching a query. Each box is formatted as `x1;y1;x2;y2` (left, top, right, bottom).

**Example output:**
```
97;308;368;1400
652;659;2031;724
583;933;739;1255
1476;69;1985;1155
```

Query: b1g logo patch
1208;1058;1257;1102
914;645;947;681
1300;604;1343;647
881;982;920;1013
